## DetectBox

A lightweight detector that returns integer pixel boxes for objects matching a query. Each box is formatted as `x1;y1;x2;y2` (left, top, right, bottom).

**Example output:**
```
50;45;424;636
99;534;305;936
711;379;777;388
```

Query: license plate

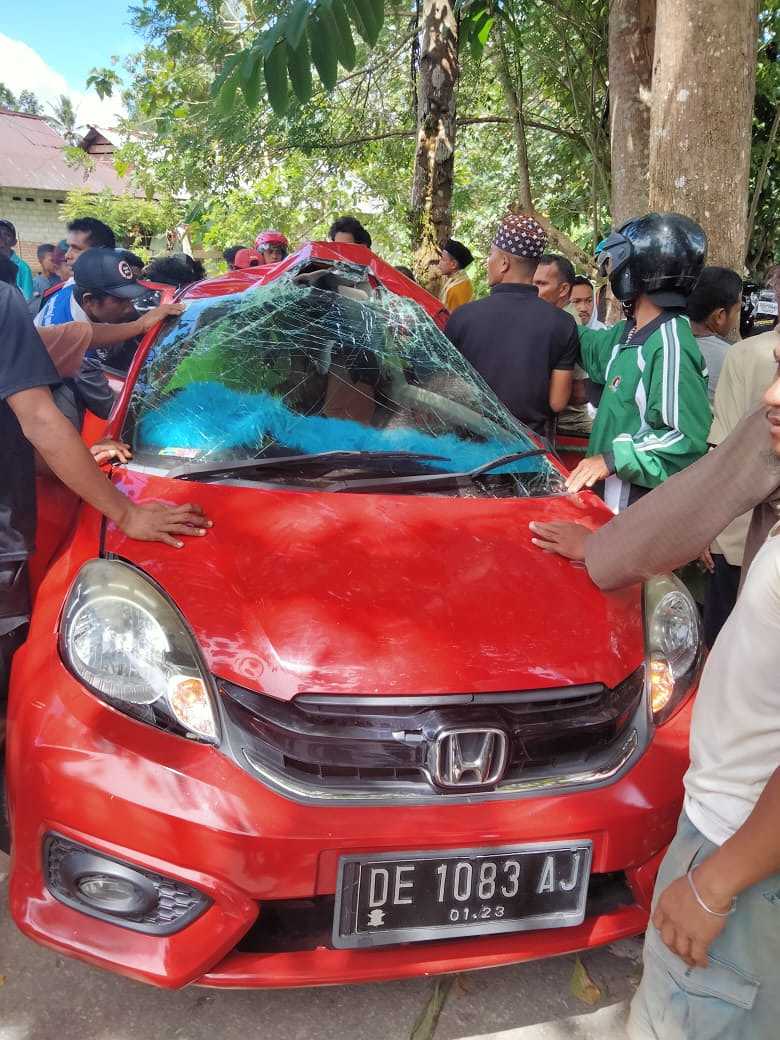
332;841;592;949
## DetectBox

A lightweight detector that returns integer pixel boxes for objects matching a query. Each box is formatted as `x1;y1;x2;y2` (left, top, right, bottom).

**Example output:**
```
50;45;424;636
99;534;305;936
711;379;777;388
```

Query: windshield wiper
169;450;449;481
328;449;548;493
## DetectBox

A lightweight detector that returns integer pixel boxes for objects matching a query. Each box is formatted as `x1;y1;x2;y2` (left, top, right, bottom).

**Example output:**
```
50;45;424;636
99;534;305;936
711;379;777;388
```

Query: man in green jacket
567;213;712;512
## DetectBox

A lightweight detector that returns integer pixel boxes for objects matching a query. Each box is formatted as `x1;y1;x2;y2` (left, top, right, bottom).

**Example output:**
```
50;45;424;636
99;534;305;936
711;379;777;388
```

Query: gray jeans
628;812;780;1040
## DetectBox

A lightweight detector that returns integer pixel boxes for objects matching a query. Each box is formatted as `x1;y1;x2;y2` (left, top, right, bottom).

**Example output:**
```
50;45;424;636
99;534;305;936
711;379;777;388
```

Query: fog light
44;833;210;934
76;874;148;914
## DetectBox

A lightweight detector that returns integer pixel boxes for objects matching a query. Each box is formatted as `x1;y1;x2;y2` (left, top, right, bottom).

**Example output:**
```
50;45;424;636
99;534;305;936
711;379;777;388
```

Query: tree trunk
648;0;757;270
410;0;459;289
608;0;655;227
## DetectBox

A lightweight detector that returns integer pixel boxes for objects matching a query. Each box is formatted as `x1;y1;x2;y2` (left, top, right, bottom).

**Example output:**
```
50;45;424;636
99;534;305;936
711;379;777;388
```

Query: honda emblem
429;728;508;789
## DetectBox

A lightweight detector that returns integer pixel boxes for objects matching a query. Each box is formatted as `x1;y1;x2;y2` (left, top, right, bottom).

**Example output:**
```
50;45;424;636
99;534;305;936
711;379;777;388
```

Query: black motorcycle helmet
596;213;707;308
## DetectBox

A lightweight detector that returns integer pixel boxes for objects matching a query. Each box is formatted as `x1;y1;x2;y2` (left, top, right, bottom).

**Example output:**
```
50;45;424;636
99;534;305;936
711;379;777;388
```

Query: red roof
0;108;138;195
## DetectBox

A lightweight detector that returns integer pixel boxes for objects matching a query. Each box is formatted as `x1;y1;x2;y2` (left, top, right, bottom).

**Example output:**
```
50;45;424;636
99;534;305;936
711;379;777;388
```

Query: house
0;108;142;269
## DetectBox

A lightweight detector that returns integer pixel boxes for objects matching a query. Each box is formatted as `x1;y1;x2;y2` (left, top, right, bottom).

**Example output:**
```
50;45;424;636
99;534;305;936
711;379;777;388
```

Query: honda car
5;241;701;988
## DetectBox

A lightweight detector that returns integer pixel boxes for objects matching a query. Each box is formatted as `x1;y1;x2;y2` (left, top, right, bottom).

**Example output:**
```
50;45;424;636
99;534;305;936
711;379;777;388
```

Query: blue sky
1;2;141;126
2;1;140;88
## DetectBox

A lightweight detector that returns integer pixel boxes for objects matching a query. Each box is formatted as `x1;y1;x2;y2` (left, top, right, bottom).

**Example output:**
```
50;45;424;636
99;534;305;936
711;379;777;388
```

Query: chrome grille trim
241;728;641;807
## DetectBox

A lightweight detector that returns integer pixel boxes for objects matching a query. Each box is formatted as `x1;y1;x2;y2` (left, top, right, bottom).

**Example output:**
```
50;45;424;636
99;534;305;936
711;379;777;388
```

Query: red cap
233;248;265;270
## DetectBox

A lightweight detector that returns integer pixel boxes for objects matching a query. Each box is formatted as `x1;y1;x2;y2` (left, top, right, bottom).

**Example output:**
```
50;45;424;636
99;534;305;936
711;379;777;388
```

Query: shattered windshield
125;261;563;496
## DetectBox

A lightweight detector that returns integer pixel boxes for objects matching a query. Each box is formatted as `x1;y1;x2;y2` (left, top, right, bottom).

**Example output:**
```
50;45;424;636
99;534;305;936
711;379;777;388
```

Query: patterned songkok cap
492;214;548;260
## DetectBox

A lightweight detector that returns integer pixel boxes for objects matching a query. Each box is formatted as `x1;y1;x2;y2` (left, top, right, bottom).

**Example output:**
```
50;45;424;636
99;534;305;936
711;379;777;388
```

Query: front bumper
7;652;691;989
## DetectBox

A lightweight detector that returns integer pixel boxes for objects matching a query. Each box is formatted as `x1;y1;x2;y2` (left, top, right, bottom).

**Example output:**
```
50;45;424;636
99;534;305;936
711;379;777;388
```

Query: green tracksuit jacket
578;312;712;493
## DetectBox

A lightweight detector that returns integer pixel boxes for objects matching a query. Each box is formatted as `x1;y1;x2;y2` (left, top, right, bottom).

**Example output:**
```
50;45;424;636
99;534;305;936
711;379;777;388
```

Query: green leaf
210;52;242;99
243;56;264;109
241;47;258;87
570;956;602;1007
308;12;339;91
329;0;357;71
216;59;243;115
285;0;312;52
264;42;290;116
345;0;380;48
287;35;314;104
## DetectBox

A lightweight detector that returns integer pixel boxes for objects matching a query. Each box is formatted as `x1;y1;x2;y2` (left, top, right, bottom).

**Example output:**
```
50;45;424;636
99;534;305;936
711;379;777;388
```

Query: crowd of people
1;199;780;1038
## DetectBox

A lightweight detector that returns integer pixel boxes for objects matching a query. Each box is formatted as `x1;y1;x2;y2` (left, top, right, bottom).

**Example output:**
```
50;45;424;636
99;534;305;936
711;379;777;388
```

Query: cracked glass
124;260;564;496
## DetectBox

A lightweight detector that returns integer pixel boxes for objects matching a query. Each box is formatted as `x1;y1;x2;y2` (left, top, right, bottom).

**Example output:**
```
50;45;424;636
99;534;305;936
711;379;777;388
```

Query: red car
5;242;702;989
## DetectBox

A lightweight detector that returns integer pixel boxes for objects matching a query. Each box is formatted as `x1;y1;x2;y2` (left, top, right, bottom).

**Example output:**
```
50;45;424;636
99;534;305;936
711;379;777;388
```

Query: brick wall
0;187;69;272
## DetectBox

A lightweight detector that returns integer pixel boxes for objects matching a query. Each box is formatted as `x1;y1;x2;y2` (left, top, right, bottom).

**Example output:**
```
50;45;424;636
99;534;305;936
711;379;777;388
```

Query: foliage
94;0;774;277
63;147;96;177
47;94;80;144
746;0;780;274
210;0;385;117
0;83;45;115
87;67;123;100
60;189;183;250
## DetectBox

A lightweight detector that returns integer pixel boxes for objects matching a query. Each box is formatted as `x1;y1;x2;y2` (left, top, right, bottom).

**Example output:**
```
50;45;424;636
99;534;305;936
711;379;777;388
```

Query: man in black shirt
0;282;210;743
445;214;579;437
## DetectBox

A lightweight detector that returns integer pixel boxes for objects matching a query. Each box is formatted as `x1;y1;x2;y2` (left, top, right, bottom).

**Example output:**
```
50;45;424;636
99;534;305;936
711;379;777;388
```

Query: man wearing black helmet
566;213;712;512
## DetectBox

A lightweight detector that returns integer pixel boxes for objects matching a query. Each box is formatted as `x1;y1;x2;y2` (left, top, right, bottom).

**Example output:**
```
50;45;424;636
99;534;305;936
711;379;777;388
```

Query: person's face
65;231;93;266
533;263;570;308
333;231;357;245
763;341;780;456
261;245;285;264
81;293;138;324
570;284;594;324
40;251;57;276
439;251;458;277
486;245;509;287
0;227;15;258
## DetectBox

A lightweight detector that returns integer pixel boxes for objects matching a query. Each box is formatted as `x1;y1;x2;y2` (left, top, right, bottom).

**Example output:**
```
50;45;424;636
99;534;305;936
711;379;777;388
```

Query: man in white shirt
530;337;780;1038
34;217;116;328
627;341;780;1039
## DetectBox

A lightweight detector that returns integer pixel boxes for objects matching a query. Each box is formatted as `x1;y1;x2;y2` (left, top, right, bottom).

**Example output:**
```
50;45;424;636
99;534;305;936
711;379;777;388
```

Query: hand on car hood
105;471;643;700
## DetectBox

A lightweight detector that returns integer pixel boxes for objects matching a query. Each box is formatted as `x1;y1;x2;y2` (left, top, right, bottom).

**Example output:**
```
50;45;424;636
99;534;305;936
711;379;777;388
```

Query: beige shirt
710;331;780;565
684;521;780;845
37;321;95;379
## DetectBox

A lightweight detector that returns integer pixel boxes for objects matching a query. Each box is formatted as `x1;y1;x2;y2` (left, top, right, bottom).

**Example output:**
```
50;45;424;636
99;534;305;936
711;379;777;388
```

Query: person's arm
89;302;185;347
577;322;623;384
549;369;573;412
529;407;780;586
9;386;210;548
570;378;589;406
653;766;780;968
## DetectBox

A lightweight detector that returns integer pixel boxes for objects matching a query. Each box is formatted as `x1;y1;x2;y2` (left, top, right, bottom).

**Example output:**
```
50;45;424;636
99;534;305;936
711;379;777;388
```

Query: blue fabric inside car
138;381;542;475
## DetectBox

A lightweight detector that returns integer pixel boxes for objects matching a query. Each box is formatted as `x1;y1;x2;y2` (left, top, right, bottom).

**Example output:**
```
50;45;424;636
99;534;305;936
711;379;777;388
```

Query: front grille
218;671;646;804
235;872;635;954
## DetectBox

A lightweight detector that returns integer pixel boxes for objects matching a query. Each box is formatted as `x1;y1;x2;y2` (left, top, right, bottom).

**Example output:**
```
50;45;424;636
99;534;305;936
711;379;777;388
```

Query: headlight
60;559;219;743
643;574;703;725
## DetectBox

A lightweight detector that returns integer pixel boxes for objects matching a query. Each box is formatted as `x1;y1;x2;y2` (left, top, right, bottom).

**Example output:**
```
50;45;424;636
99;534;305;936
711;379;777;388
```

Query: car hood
106;471;644;701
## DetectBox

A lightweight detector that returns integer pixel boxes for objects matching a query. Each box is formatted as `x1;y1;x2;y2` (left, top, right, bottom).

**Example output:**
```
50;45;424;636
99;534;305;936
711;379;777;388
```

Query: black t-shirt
445;283;579;435
0;282;60;563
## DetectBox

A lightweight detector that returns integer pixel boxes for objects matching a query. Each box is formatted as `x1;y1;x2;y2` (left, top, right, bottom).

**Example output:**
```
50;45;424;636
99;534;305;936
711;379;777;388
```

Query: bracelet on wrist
686;867;737;918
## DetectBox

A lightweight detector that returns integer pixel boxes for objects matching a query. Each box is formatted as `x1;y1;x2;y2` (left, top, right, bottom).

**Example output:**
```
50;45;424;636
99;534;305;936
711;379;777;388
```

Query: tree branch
270;115;584;154
746;103;780;259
